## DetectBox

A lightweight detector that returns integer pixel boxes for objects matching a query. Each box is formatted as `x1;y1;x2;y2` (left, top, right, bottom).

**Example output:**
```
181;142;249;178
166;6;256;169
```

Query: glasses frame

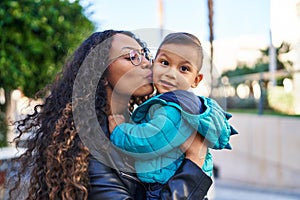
110;48;152;66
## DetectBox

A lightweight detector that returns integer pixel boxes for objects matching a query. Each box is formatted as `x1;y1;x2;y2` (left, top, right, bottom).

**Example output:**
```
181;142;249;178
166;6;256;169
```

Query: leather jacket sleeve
88;156;212;200
161;159;212;200
88;156;146;200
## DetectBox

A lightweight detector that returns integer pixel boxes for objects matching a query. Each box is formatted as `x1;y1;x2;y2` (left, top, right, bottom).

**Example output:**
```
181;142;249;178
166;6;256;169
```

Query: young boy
108;32;237;198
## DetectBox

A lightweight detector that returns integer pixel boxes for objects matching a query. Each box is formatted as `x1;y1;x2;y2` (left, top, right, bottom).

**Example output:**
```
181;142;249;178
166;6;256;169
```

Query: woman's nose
140;56;153;68
141;54;152;64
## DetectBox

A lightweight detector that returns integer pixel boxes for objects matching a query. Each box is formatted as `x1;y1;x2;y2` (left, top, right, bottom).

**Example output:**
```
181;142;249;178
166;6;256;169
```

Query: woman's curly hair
8;30;152;200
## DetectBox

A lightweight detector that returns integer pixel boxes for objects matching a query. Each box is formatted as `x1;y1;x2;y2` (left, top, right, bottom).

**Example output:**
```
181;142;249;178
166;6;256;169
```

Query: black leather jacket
88;121;212;200
88;150;212;200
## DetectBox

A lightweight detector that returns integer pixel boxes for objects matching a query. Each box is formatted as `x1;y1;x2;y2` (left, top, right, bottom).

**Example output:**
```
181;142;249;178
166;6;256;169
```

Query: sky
81;0;270;42
78;0;271;97
79;0;271;81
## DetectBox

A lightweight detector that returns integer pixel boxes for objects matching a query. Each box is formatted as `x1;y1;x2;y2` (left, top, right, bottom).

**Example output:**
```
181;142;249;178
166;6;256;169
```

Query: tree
258;42;293;71
221;42;293;82
0;0;95;99
0;0;95;147
220;42;293;112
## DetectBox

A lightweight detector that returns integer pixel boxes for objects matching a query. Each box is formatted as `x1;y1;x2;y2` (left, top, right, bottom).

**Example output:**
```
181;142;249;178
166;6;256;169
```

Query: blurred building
213;1;300;191
206;0;300;114
270;0;300;114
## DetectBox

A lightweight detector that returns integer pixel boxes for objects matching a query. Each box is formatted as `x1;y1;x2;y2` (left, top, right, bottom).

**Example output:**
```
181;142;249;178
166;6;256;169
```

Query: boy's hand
108;114;125;134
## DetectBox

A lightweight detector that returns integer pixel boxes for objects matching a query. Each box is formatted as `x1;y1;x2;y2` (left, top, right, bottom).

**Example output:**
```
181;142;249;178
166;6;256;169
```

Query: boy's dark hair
157;32;203;71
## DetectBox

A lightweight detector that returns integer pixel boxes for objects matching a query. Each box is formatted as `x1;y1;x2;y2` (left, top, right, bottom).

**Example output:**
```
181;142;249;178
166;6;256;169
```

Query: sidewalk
213;178;300;200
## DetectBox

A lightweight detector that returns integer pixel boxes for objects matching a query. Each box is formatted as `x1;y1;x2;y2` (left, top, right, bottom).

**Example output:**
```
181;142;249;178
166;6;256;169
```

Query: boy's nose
165;68;176;78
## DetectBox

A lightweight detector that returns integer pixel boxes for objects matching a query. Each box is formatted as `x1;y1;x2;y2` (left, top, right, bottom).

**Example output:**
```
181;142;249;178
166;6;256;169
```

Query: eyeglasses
110;48;152;66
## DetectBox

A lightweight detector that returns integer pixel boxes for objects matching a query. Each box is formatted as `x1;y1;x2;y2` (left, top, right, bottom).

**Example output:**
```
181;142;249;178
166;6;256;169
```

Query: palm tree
158;0;164;40
208;0;214;95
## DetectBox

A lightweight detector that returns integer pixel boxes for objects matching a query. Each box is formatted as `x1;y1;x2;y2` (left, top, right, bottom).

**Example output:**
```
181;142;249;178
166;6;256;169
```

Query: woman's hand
108;114;125;134
180;131;207;168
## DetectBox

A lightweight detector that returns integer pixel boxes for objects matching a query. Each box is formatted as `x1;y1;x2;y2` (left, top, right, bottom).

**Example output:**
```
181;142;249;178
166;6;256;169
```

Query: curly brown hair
8;30;151;200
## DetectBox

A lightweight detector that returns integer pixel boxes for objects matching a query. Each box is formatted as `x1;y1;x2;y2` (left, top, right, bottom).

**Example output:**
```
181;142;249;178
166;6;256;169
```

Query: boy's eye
161;60;169;65
180;66;189;72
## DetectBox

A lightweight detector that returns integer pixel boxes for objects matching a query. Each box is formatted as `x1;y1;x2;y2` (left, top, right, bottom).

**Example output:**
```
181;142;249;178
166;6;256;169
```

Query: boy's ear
191;73;203;88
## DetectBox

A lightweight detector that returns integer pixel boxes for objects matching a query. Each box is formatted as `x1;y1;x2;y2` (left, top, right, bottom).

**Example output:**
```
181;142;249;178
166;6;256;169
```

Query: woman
8;30;212;200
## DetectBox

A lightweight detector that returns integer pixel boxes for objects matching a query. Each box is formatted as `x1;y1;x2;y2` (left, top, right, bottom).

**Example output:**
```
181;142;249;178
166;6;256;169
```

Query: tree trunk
4;89;15;147
208;0;214;96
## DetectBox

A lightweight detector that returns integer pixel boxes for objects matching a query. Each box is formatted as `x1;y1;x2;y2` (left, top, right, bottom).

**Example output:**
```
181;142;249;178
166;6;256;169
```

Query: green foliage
258;42;293;71
0;0;95;97
222;63;269;78
220;41;294;114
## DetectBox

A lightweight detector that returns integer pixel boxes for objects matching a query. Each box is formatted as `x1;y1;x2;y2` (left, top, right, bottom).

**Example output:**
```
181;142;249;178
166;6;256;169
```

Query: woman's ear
191;73;203;88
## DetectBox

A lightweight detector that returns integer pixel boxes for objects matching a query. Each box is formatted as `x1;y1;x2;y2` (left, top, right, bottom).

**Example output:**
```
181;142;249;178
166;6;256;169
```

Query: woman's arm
181;132;207;167
88;151;211;200
88;156;146;200
88;132;211;200
160;133;212;199
161;159;212;200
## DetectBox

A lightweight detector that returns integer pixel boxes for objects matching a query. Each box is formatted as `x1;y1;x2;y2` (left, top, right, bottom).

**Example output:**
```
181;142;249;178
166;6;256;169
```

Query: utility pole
269;30;277;87
158;0;164;41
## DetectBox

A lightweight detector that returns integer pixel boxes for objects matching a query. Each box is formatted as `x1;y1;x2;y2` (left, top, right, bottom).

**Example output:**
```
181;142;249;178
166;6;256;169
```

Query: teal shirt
110;90;237;184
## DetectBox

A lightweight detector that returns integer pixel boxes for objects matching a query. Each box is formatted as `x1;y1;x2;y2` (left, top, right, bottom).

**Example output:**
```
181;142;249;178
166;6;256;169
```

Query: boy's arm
197;96;238;150
109;105;193;159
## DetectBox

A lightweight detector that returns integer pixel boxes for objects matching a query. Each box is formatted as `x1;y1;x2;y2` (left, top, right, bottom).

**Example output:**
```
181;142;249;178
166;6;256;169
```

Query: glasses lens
129;50;141;66
143;48;151;61
143;48;153;64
